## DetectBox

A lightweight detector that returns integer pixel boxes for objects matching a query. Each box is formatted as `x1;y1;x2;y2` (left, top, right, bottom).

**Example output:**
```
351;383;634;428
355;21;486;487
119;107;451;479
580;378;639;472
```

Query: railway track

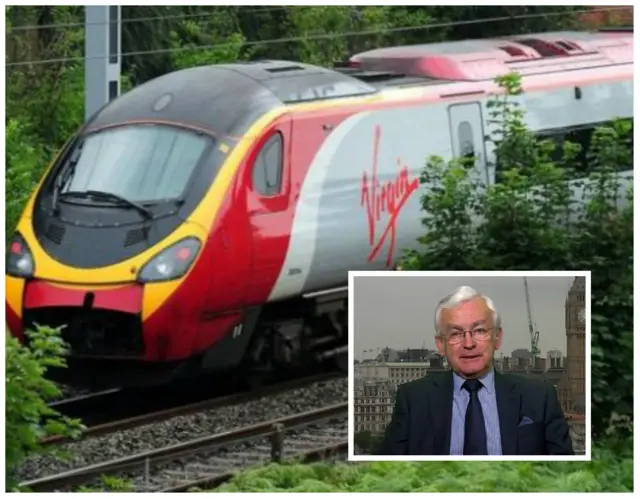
42;369;344;446
22;402;348;492
46;371;249;427
47;388;124;424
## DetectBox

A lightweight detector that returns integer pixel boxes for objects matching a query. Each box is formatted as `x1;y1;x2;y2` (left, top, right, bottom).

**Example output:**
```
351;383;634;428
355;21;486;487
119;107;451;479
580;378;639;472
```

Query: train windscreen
57;124;212;204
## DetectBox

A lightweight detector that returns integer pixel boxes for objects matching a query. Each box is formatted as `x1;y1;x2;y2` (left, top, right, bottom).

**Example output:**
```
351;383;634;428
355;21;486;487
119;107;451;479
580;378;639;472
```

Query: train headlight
6;233;35;277
6;233;35;278
137;237;202;283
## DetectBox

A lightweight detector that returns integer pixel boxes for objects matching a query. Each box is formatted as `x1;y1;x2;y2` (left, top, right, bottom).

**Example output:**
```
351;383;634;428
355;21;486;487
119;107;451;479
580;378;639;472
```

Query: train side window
458;121;475;159
546;126;594;173
252;133;283;196
537;119;633;174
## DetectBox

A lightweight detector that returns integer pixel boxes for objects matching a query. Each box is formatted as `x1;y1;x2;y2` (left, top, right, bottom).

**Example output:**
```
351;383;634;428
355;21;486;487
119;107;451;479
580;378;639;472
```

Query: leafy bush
5;119;47;244
214;438;632;492
400;72;633;441
5;325;85;490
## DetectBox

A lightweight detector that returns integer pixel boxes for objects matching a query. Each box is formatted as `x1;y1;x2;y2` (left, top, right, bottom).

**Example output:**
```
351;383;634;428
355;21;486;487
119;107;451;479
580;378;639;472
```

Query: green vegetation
5;5;632;493
215;442;633;492
5;325;85;490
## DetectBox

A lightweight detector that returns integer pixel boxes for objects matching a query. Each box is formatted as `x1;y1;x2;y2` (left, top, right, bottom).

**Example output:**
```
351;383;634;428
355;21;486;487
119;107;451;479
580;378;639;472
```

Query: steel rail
161;441;349;492
21;402;348;492
48;388;121;410
41;371;344;445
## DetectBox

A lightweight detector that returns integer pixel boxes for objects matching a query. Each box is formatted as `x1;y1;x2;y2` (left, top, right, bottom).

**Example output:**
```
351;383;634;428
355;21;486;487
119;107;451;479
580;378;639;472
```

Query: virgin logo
360;125;420;267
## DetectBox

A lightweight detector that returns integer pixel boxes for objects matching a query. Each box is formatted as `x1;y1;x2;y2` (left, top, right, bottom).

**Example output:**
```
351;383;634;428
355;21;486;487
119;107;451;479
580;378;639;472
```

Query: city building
568;419;586;454
546;349;564;371
356;356;448;386
510;348;531;370
353;379;395;434
552;277;587;415
355;361;390;382
555;372;573;414
565;276;587;414
534;356;546;372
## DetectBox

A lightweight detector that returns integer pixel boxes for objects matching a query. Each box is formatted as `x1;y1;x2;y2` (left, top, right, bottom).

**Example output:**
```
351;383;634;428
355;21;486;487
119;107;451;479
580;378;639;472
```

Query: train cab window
252;133;283;196
458;121;475;159
59;124;211;203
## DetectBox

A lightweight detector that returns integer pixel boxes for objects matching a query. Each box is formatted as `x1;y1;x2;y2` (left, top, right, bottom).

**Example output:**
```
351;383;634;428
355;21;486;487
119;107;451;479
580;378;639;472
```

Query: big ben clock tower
565;276;586;413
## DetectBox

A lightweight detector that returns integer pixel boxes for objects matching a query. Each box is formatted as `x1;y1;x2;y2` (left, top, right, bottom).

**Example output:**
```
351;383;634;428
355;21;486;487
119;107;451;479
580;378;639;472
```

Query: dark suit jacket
378;371;574;455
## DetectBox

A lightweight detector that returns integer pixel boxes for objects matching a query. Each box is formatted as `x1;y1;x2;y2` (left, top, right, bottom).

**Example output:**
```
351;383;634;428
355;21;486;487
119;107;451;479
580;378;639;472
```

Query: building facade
565;276;587;413
353;379;395;434
353;359;448;433
546;349;563;370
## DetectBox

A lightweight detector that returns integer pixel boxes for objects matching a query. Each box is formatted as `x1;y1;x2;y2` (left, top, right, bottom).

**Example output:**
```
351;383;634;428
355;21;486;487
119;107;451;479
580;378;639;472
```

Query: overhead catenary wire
6;5;627;35
6;5;290;34
5;6;630;69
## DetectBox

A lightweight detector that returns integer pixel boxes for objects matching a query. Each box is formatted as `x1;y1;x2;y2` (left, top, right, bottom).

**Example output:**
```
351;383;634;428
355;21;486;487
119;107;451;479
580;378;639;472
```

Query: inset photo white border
347;270;591;462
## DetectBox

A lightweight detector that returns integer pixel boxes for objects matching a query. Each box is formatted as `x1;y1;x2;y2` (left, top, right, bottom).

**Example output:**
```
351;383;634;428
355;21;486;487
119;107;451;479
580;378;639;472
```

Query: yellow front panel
6;275;26;318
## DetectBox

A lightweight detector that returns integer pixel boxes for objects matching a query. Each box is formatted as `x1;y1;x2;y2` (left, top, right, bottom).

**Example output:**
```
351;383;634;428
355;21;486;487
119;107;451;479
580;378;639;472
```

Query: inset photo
347;271;590;462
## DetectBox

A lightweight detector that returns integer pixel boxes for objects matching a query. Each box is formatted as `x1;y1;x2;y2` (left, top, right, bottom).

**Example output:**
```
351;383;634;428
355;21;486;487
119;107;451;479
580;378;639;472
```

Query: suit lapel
494;372;520;455
427;372;453;454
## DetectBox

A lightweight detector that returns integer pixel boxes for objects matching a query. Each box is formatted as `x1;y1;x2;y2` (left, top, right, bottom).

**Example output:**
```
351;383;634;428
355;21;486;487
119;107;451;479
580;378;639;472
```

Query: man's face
435;296;502;378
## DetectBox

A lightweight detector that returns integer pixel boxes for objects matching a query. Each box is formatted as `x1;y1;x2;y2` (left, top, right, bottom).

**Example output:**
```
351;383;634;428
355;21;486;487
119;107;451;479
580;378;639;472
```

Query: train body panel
268;66;633;301
243;116;295;304
5;29;633;387
265;110;369;301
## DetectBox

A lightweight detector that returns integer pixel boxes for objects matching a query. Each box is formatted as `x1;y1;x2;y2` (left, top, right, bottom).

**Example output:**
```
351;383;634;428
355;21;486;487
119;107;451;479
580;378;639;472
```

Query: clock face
578;309;585;324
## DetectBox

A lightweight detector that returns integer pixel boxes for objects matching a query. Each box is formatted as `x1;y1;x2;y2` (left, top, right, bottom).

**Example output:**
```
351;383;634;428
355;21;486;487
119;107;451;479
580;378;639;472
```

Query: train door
447;102;489;184
245;118;293;303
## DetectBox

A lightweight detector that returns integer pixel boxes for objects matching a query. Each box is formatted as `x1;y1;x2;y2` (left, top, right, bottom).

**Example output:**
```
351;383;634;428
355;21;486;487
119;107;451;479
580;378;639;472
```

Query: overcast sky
353;274;579;360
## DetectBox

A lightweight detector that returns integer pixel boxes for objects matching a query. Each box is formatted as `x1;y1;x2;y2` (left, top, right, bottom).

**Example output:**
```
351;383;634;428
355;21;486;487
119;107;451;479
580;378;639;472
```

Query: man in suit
378;285;574;456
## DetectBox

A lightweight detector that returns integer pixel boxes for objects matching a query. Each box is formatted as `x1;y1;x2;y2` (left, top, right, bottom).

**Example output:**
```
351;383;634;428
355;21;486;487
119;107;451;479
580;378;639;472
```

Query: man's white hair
434;285;501;334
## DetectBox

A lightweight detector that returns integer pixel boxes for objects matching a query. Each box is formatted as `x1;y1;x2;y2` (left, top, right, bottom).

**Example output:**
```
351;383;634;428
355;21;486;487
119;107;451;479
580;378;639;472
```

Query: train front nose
6;225;205;359
9;277;197;389
21;280;146;358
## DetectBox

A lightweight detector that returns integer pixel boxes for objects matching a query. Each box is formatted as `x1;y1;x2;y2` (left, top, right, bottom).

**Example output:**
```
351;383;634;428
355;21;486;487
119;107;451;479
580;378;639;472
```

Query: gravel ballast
110;418;348;492
15;376;348;482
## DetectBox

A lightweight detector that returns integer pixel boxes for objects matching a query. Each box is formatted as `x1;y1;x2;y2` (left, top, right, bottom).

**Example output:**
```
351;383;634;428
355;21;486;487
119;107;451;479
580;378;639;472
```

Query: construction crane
523;277;541;368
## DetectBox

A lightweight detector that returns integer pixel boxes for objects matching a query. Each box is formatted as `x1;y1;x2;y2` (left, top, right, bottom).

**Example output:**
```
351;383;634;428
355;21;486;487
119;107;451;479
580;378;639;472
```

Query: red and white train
5;29;633;387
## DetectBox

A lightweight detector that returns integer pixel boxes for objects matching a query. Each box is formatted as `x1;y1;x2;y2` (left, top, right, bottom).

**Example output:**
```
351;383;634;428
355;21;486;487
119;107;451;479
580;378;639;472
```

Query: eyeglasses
442;327;493;345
